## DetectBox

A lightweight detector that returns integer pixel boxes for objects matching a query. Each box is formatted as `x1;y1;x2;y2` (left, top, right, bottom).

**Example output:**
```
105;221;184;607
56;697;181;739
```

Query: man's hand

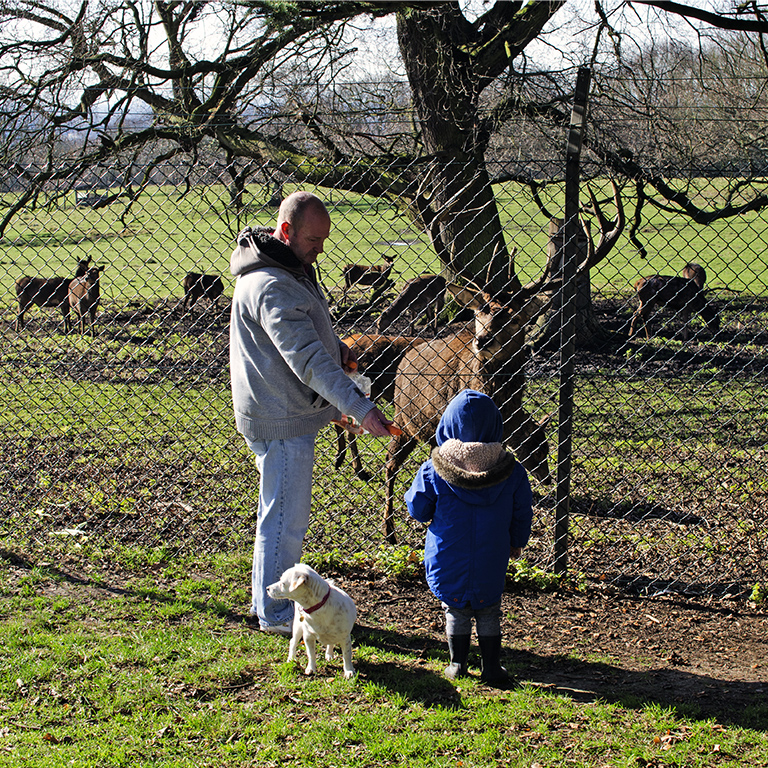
340;341;358;373
361;407;396;437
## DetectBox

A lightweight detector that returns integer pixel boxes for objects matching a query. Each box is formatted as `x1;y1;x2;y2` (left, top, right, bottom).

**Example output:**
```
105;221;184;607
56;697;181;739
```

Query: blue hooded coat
405;390;533;609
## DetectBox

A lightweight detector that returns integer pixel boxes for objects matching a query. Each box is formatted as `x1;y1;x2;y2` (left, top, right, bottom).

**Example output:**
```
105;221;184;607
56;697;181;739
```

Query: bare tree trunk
531;219;613;349
396;7;518;293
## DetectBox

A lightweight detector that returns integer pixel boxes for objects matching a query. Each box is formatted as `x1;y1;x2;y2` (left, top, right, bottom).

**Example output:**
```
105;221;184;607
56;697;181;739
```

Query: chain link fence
1;134;766;597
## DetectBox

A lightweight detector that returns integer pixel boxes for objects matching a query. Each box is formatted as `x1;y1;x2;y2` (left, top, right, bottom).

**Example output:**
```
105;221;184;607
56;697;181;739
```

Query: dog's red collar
303;587;331;615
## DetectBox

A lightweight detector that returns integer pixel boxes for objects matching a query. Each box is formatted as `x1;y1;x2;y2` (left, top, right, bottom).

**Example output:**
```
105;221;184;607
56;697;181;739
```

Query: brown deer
341;257;394;304
376;274;446;335
335;333;425;480
382;284;553;543
68;265;104;336
182;272;224;310
378;181;625;543
629;262;719;341
15;258;90;331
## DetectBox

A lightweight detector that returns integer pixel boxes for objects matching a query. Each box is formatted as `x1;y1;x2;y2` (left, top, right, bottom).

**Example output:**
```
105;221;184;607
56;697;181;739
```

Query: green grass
1;176;767;764
2;330;765;587
3;177;768;318
2;551;766;768
494;175;768;295
0;183;438;311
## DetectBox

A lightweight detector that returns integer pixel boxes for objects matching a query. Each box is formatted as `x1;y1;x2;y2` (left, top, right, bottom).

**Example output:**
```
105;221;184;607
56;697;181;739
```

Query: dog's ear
290;575;306;591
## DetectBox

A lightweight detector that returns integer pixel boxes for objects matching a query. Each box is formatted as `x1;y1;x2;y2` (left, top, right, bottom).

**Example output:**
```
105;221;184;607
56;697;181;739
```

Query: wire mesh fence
1;146;766;598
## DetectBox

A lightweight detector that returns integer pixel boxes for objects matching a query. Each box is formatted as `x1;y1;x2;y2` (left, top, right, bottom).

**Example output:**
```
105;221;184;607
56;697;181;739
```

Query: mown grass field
2;545;767;768
2;177;767;313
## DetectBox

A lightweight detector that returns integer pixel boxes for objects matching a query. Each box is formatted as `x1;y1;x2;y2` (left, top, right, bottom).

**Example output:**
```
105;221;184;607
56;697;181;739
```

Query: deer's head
447;284;543;362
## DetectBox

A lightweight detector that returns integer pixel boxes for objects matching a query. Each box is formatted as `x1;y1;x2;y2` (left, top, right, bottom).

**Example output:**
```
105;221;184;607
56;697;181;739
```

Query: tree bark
395;6;511;290
530;218;613;350
395;3;565;292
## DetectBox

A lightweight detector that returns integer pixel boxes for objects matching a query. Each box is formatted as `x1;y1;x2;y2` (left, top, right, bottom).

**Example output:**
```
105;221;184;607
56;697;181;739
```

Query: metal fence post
554;66;591;576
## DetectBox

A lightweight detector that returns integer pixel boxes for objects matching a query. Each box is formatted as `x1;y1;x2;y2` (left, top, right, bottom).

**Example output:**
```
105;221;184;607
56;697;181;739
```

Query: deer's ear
446;284;483;309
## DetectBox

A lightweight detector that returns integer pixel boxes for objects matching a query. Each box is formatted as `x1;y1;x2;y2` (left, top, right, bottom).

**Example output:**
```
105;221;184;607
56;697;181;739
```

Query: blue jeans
245;433;316;629
442;600;502;637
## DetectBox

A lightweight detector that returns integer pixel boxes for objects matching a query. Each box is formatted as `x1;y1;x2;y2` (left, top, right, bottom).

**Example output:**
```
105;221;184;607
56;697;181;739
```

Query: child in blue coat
406;389;533;685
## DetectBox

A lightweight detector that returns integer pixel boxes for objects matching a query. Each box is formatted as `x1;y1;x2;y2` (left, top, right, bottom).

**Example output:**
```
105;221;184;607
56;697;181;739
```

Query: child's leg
475;602;509;686
474;602;502;636
442;603;472;679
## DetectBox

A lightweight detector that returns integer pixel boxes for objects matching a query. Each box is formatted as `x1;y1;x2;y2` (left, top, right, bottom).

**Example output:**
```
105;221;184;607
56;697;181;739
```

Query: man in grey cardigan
230;191;392;633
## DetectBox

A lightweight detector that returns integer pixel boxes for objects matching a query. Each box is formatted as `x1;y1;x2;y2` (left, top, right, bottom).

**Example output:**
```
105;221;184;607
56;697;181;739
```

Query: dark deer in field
15;258;90;331
341;257;394;304
335;333;425;481
629;262;719;341
68;265;104;335
376;274;446;335
182;272;224;311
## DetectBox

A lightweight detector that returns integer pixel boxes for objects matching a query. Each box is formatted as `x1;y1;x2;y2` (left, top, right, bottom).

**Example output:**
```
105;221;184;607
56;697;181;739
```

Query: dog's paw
343;669;356;680
304;665;317;676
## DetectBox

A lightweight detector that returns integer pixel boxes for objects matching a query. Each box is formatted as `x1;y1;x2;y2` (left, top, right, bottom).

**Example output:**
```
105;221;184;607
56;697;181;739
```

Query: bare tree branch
630;0;768;32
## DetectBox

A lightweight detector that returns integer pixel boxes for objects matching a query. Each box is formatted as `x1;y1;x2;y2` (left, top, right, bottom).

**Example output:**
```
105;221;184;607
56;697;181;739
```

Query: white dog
266;563;357;679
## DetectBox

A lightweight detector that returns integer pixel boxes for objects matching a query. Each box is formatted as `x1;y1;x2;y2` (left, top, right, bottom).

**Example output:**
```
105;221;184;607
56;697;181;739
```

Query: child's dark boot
478;635;510;687
445;634;471;679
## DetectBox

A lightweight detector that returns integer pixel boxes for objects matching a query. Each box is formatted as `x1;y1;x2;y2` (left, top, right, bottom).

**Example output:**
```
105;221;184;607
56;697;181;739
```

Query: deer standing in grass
382;284;552;544
15;258;90;331
341;257;394;304
380;181;625;543
182;272;224;311
68;265;104;336
629;262;720;341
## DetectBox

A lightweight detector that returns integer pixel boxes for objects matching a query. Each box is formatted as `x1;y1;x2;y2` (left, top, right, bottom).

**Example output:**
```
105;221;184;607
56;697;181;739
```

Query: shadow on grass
353;623;464;710
5;550;765;731
510;648;768;732
353;618;767;731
